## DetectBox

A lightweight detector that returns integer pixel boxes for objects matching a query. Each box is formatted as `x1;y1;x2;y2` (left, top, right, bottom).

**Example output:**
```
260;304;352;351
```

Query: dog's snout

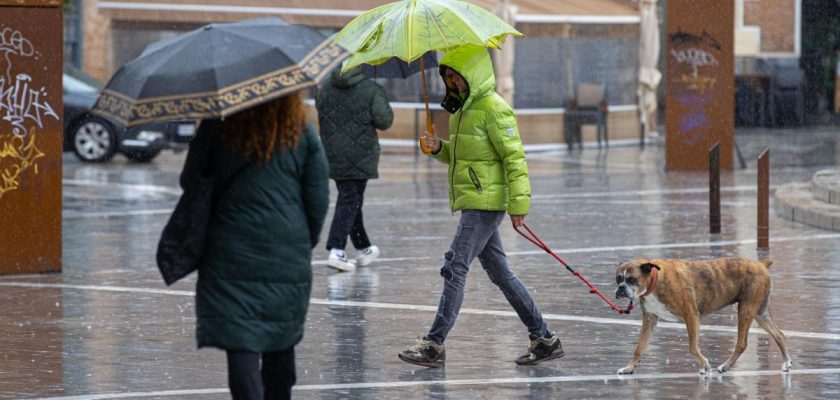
616;284;627;299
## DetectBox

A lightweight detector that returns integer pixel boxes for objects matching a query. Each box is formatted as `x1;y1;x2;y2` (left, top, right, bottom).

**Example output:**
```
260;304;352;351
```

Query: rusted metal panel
709;142;720;234
665;0;734;171
835;55;840;114
757;149;770;250
0;7;63;274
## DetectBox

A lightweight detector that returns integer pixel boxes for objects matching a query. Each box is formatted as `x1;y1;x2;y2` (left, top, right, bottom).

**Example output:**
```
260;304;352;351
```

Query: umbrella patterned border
92;40;348;126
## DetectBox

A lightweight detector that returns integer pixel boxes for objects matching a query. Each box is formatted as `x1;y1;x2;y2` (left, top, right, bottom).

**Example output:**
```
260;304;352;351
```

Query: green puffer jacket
190;121;329;353
433;45;531;216
316;68;394;180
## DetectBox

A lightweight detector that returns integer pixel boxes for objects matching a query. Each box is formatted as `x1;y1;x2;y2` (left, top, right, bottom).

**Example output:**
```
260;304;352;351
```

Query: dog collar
640;268;658;298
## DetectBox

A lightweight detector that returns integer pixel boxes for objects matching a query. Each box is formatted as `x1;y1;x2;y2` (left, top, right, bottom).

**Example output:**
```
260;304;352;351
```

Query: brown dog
614;258;792;374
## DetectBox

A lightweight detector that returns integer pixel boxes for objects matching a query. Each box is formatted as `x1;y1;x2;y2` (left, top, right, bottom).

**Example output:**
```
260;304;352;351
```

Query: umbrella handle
419;57;435;155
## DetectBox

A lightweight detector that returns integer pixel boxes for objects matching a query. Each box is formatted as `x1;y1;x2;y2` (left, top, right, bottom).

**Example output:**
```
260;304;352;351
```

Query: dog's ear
640;263;661;274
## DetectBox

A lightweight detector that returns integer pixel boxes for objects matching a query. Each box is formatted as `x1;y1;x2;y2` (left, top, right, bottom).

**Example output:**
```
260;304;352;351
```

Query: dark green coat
185;121;329;353
316;68;393;180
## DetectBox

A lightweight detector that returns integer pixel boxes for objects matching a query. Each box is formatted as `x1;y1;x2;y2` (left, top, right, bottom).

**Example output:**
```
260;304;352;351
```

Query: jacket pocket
467;166;482;194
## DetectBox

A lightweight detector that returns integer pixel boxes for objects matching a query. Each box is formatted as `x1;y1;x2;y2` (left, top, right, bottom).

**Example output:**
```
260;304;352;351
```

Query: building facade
72;0;648;144
735;0;800;68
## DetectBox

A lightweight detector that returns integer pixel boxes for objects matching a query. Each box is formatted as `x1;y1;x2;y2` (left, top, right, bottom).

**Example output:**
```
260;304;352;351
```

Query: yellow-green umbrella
333;0;522;153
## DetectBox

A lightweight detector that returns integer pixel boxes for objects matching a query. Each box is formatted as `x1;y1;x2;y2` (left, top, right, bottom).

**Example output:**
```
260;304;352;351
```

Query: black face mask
439;67;469;114
440;88;464;114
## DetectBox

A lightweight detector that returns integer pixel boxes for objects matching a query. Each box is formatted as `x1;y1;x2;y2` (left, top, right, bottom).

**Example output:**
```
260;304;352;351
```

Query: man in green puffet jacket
398;45;565;369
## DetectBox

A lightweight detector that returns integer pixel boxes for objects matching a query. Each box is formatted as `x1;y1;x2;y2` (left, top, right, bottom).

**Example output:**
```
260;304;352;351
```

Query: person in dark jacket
182;92;329;400
316;67;394;272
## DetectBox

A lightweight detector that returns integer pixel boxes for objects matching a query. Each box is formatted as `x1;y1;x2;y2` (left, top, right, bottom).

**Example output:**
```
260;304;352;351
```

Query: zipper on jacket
468;166;482;194
449;112;465;214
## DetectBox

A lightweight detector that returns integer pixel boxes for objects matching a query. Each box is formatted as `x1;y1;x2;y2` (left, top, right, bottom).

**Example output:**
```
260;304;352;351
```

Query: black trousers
326;179;371;251
226;347;296;400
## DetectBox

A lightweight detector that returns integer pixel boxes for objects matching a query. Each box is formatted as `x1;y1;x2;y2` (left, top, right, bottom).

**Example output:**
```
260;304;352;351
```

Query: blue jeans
427;210;550;345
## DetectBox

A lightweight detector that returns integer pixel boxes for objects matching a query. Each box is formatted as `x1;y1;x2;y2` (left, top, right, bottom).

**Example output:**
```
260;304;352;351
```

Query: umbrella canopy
332;0;522;153
638;0;661;135
334;0;521;73
93;17;348;127
361;52;438;79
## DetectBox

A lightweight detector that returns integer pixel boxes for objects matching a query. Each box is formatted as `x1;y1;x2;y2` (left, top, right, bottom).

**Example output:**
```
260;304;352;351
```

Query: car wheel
72;116;117;162
124;148;162;163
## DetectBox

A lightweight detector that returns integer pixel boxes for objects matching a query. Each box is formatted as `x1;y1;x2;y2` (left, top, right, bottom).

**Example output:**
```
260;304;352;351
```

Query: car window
63;74;99;94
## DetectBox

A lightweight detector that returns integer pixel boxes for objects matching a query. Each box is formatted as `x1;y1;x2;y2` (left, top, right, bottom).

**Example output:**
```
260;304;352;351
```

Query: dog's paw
698;362;711;375
781;360;792;372
617;366;635;375
716;363;729;374
698;358;711;375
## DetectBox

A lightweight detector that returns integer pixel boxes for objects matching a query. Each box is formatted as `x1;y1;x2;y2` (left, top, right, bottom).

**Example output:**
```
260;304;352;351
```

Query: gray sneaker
515;333;565;365
398;337;445;368
354;245;380;267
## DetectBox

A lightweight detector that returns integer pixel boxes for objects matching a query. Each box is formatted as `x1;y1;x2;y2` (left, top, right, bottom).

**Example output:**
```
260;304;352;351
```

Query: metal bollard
709;142;721;234
757;149;770;250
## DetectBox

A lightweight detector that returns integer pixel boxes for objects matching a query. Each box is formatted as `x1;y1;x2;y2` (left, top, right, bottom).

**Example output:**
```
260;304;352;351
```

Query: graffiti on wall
669;28;722;146
0;27;56;200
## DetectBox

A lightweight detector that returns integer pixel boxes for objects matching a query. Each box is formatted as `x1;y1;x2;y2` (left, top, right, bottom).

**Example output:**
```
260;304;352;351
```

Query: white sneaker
326;249;356;272
354;245;380;267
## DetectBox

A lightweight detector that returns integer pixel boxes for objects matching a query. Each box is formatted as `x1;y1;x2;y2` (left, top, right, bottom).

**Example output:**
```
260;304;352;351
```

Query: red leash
514;223;634;315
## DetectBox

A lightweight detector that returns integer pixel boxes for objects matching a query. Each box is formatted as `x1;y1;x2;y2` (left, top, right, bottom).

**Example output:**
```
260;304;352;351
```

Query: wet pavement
2;127;840;399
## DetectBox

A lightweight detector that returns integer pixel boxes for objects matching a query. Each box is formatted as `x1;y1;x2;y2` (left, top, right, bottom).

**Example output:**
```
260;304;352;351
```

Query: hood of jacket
439;45;496;110
331;67;367;89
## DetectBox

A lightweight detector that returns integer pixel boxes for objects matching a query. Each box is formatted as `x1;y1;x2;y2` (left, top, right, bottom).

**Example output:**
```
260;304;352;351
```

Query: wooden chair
564;83;609;150
768;67;805;127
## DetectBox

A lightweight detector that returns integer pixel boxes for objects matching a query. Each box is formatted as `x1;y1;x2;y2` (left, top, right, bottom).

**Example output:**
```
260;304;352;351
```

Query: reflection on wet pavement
2;130;840;399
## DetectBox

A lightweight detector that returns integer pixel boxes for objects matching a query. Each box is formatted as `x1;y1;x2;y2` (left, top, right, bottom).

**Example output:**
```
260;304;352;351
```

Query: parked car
63;68;197;162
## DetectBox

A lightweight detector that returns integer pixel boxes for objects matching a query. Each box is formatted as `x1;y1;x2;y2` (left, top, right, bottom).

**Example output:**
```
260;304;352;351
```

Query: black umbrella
361;52;438;79
93;17;349;127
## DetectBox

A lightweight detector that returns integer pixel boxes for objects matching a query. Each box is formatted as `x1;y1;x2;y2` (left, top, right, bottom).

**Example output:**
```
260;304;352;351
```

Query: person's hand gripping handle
421;125;440;154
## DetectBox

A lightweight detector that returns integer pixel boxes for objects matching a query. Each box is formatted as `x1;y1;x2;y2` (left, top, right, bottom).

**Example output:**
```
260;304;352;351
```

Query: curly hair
219;92;307;163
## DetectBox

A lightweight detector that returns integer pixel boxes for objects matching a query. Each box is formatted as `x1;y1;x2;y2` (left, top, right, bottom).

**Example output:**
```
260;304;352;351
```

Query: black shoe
398;337;446;368
515;333;565;365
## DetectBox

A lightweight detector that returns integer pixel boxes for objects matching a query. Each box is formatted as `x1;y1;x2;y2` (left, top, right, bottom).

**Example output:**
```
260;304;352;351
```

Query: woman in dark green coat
181;92;329;399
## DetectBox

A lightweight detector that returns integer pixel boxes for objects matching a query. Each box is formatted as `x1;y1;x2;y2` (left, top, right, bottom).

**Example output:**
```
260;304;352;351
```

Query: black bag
156;174;214;285
156;129;249;285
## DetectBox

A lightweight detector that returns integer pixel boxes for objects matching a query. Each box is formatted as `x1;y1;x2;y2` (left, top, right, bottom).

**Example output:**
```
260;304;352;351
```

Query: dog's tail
759;258;773;268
